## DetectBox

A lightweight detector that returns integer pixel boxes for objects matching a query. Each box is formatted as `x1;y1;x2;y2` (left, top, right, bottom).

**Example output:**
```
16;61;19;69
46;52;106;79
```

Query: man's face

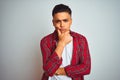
52;12;72;33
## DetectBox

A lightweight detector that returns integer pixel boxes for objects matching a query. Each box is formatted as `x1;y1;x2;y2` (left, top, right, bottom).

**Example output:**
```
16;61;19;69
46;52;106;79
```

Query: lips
59;29;66;32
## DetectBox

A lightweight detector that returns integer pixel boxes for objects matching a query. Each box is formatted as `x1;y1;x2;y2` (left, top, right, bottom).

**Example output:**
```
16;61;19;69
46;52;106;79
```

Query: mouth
59;29;66;33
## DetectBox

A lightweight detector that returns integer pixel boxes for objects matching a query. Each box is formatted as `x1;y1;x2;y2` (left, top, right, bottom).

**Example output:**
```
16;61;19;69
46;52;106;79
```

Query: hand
55;68;66;75
57;29;72;46
54;30;72;58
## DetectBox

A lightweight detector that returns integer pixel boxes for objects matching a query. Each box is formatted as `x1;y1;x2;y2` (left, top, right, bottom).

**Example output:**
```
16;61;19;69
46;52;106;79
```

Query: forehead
53;12;71;20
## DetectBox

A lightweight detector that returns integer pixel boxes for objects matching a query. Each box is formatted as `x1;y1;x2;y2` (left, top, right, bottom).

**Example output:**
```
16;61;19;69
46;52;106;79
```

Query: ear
70;18;72;25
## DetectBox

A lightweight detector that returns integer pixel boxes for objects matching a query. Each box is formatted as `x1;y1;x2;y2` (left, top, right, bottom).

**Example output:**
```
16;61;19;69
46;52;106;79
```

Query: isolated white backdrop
0;0;120;80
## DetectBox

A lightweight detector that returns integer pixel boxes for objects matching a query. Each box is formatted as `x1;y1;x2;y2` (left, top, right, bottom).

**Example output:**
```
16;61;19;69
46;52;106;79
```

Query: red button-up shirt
40;30;91;80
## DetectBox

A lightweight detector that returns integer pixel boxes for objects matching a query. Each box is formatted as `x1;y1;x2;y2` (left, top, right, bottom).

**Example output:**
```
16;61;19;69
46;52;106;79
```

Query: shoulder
72;31;89;46
71;31;87;41
40;32;53;44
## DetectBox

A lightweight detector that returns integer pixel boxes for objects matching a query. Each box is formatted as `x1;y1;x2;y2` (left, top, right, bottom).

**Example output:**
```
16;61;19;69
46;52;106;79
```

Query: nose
60;21;64;28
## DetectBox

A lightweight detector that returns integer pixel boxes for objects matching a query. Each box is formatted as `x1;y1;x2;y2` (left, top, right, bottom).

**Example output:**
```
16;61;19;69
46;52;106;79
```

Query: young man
40;4;91;80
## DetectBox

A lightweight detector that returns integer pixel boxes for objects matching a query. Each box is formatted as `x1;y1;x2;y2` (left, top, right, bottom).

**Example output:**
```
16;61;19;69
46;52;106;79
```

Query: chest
49;38;83;65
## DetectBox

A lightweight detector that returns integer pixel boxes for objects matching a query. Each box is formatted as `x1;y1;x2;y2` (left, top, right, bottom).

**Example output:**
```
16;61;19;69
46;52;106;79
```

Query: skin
52;12;72;75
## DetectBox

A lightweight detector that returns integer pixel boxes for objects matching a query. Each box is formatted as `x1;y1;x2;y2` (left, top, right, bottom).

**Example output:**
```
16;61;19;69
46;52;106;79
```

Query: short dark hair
52;4;72;17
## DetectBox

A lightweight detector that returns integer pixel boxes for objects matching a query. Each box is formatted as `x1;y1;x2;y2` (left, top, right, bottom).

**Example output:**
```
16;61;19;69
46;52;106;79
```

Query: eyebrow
54;19;69;22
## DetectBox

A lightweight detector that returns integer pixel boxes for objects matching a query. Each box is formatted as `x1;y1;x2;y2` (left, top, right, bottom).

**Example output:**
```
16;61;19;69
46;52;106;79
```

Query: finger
55;72;60;76
65;30;70;34
57;29;61;36
55;69;60;75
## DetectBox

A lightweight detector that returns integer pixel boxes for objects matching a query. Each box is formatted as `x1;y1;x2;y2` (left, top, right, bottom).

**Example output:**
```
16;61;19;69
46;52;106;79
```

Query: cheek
54;23;60;28
67;23;71;28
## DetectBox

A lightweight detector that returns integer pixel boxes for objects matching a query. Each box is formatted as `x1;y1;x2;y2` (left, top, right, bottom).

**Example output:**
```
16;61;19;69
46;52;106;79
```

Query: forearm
43;42;65;76
41;39;63;76
65;63;91;78
65;50;91;78
55;41;65;59
43;52;62;76
55;63;91;77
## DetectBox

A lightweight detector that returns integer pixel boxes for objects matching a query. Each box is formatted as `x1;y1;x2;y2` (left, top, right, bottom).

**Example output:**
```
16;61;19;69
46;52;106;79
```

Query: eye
63;19;68;22
54;20;60;23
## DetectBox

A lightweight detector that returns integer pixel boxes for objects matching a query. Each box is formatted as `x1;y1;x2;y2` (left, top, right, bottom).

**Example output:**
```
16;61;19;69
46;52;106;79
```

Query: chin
60;30;66;33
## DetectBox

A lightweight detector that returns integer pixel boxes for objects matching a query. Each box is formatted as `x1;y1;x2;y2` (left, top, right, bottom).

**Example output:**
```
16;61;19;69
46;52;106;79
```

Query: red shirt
40;30;91;80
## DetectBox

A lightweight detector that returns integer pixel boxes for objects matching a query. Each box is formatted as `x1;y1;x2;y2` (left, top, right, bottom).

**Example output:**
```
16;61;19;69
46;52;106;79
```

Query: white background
0;0;120;80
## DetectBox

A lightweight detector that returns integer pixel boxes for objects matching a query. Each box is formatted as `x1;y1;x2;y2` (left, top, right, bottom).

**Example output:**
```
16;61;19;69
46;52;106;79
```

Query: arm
40;39;62;76
55;36;91;78
64;37;91;78
40;30;72;76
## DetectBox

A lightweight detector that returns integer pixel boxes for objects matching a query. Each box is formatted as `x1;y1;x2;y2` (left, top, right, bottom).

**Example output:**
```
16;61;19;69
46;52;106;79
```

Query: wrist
58;41;66;47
